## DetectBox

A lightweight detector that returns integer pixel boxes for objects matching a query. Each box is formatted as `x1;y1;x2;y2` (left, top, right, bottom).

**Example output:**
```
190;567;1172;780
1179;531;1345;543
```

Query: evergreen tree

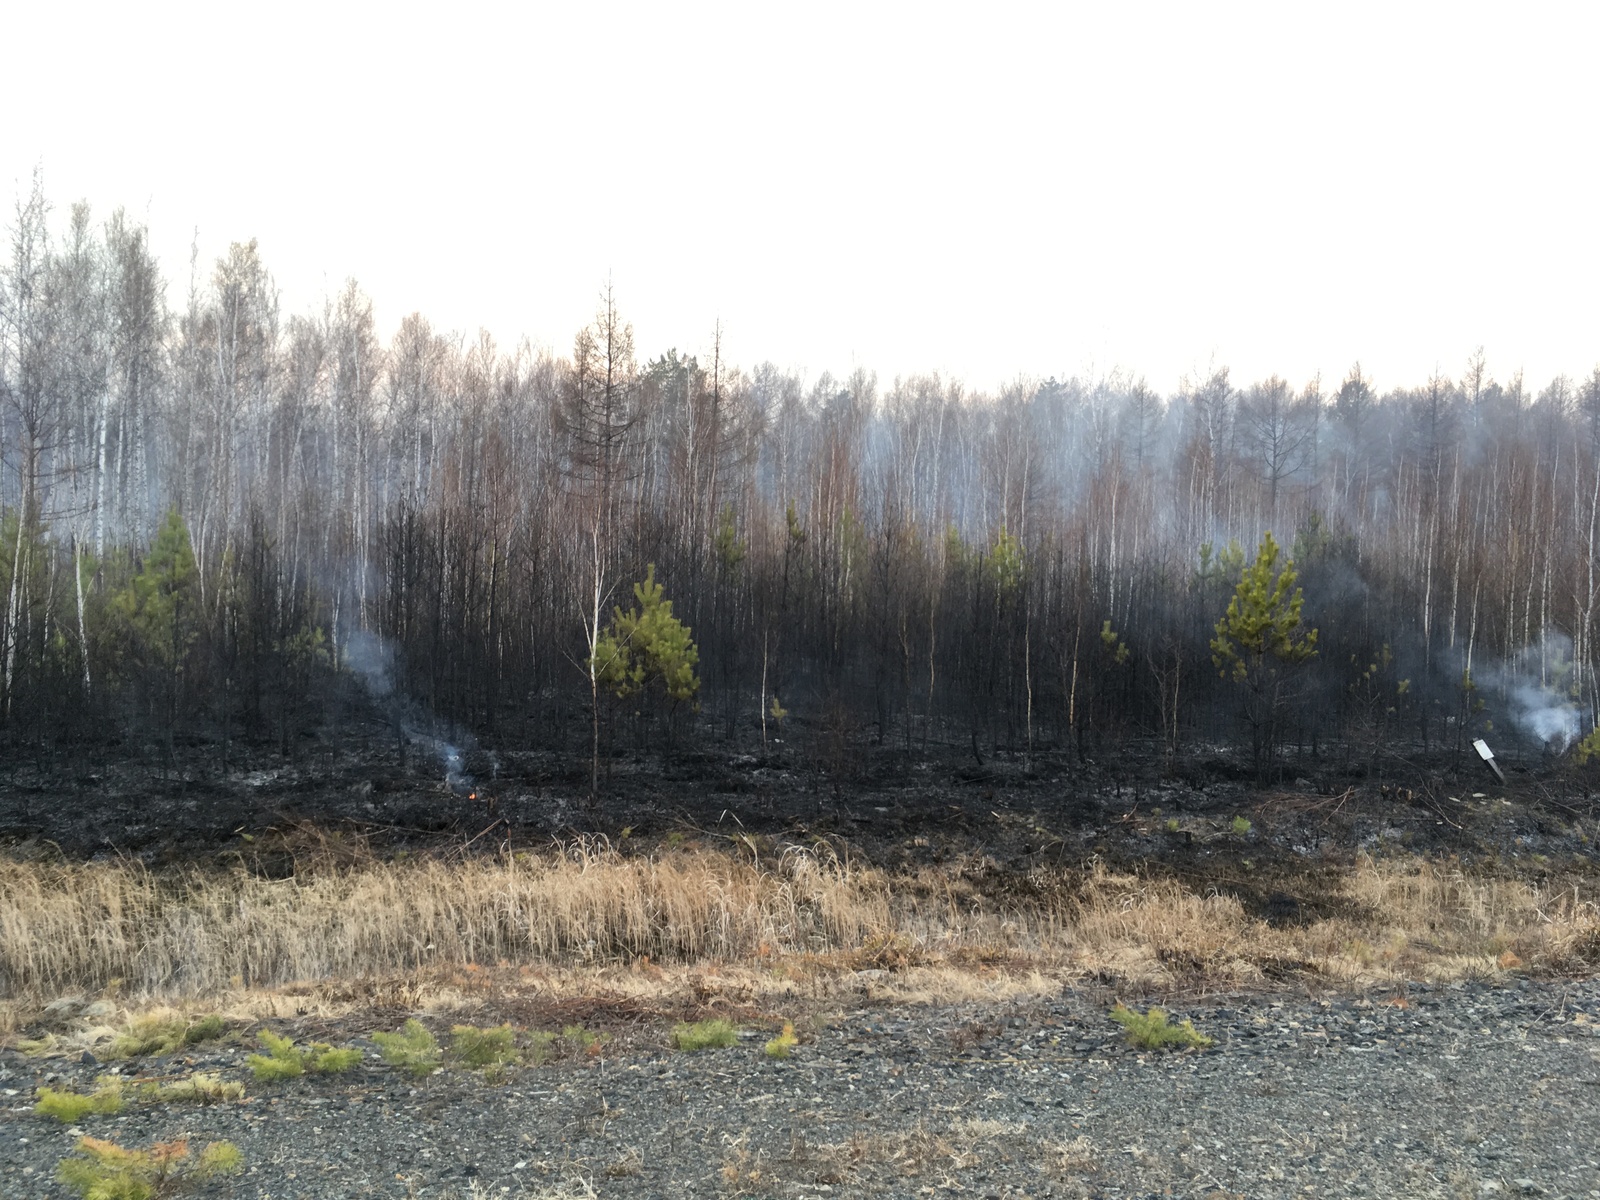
109;509;198;759
592;565;701;736
112;510;198;671
1210;530;1317;776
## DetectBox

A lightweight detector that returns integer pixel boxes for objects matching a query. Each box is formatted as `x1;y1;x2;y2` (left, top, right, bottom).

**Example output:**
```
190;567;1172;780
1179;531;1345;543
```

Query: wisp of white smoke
1507;683;1583;751
341;629;396;698
1480;631;1586;753
340;627;475;788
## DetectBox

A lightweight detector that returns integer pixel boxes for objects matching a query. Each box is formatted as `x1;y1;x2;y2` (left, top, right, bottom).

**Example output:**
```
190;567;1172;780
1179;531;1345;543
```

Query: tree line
4;175;1598;780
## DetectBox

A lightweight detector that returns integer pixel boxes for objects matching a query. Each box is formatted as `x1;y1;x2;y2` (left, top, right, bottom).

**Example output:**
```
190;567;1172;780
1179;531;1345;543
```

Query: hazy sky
5;2;1596;395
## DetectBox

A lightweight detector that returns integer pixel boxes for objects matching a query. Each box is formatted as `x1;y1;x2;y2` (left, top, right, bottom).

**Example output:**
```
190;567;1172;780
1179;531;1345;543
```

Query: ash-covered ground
2;730;1595;917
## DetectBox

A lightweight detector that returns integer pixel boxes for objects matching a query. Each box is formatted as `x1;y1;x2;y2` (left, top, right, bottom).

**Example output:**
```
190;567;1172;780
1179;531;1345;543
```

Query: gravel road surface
4;978;1598;1200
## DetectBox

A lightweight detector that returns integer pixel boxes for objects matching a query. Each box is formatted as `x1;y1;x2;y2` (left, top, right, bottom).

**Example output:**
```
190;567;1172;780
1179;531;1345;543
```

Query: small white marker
1473;738;1507;784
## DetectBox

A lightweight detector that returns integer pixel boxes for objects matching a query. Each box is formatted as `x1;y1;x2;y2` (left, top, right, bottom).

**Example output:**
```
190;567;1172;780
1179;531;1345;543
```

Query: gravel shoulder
4;978;1599;1200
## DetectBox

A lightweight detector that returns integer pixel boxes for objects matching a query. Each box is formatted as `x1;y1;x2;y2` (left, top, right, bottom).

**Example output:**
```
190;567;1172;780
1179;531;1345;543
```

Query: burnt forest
3;178;1598;799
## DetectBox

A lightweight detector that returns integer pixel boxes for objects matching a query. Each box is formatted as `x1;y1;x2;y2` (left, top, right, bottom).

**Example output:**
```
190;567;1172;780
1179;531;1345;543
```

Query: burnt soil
2;732;1596;923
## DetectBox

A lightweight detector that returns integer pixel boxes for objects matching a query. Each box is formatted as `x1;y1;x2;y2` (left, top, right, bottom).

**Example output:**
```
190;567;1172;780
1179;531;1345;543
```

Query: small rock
79;1050;96;1066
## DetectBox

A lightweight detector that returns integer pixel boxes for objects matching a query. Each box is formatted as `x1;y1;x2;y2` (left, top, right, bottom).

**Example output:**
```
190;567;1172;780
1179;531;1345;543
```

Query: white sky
4;1;1597;396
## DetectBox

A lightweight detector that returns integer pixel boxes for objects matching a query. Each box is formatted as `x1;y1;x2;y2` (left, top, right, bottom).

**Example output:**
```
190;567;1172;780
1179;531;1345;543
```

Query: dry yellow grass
1065;857;1600;989
0;839;897;1000
1;840;1595;1031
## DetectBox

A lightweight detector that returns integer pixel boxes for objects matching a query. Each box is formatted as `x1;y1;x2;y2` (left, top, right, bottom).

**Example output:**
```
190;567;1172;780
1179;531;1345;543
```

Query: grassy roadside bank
3;837;1597;1036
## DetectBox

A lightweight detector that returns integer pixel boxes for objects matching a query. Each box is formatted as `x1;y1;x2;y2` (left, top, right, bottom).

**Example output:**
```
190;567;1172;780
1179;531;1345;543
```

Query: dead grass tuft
1048;1134;1101;1175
